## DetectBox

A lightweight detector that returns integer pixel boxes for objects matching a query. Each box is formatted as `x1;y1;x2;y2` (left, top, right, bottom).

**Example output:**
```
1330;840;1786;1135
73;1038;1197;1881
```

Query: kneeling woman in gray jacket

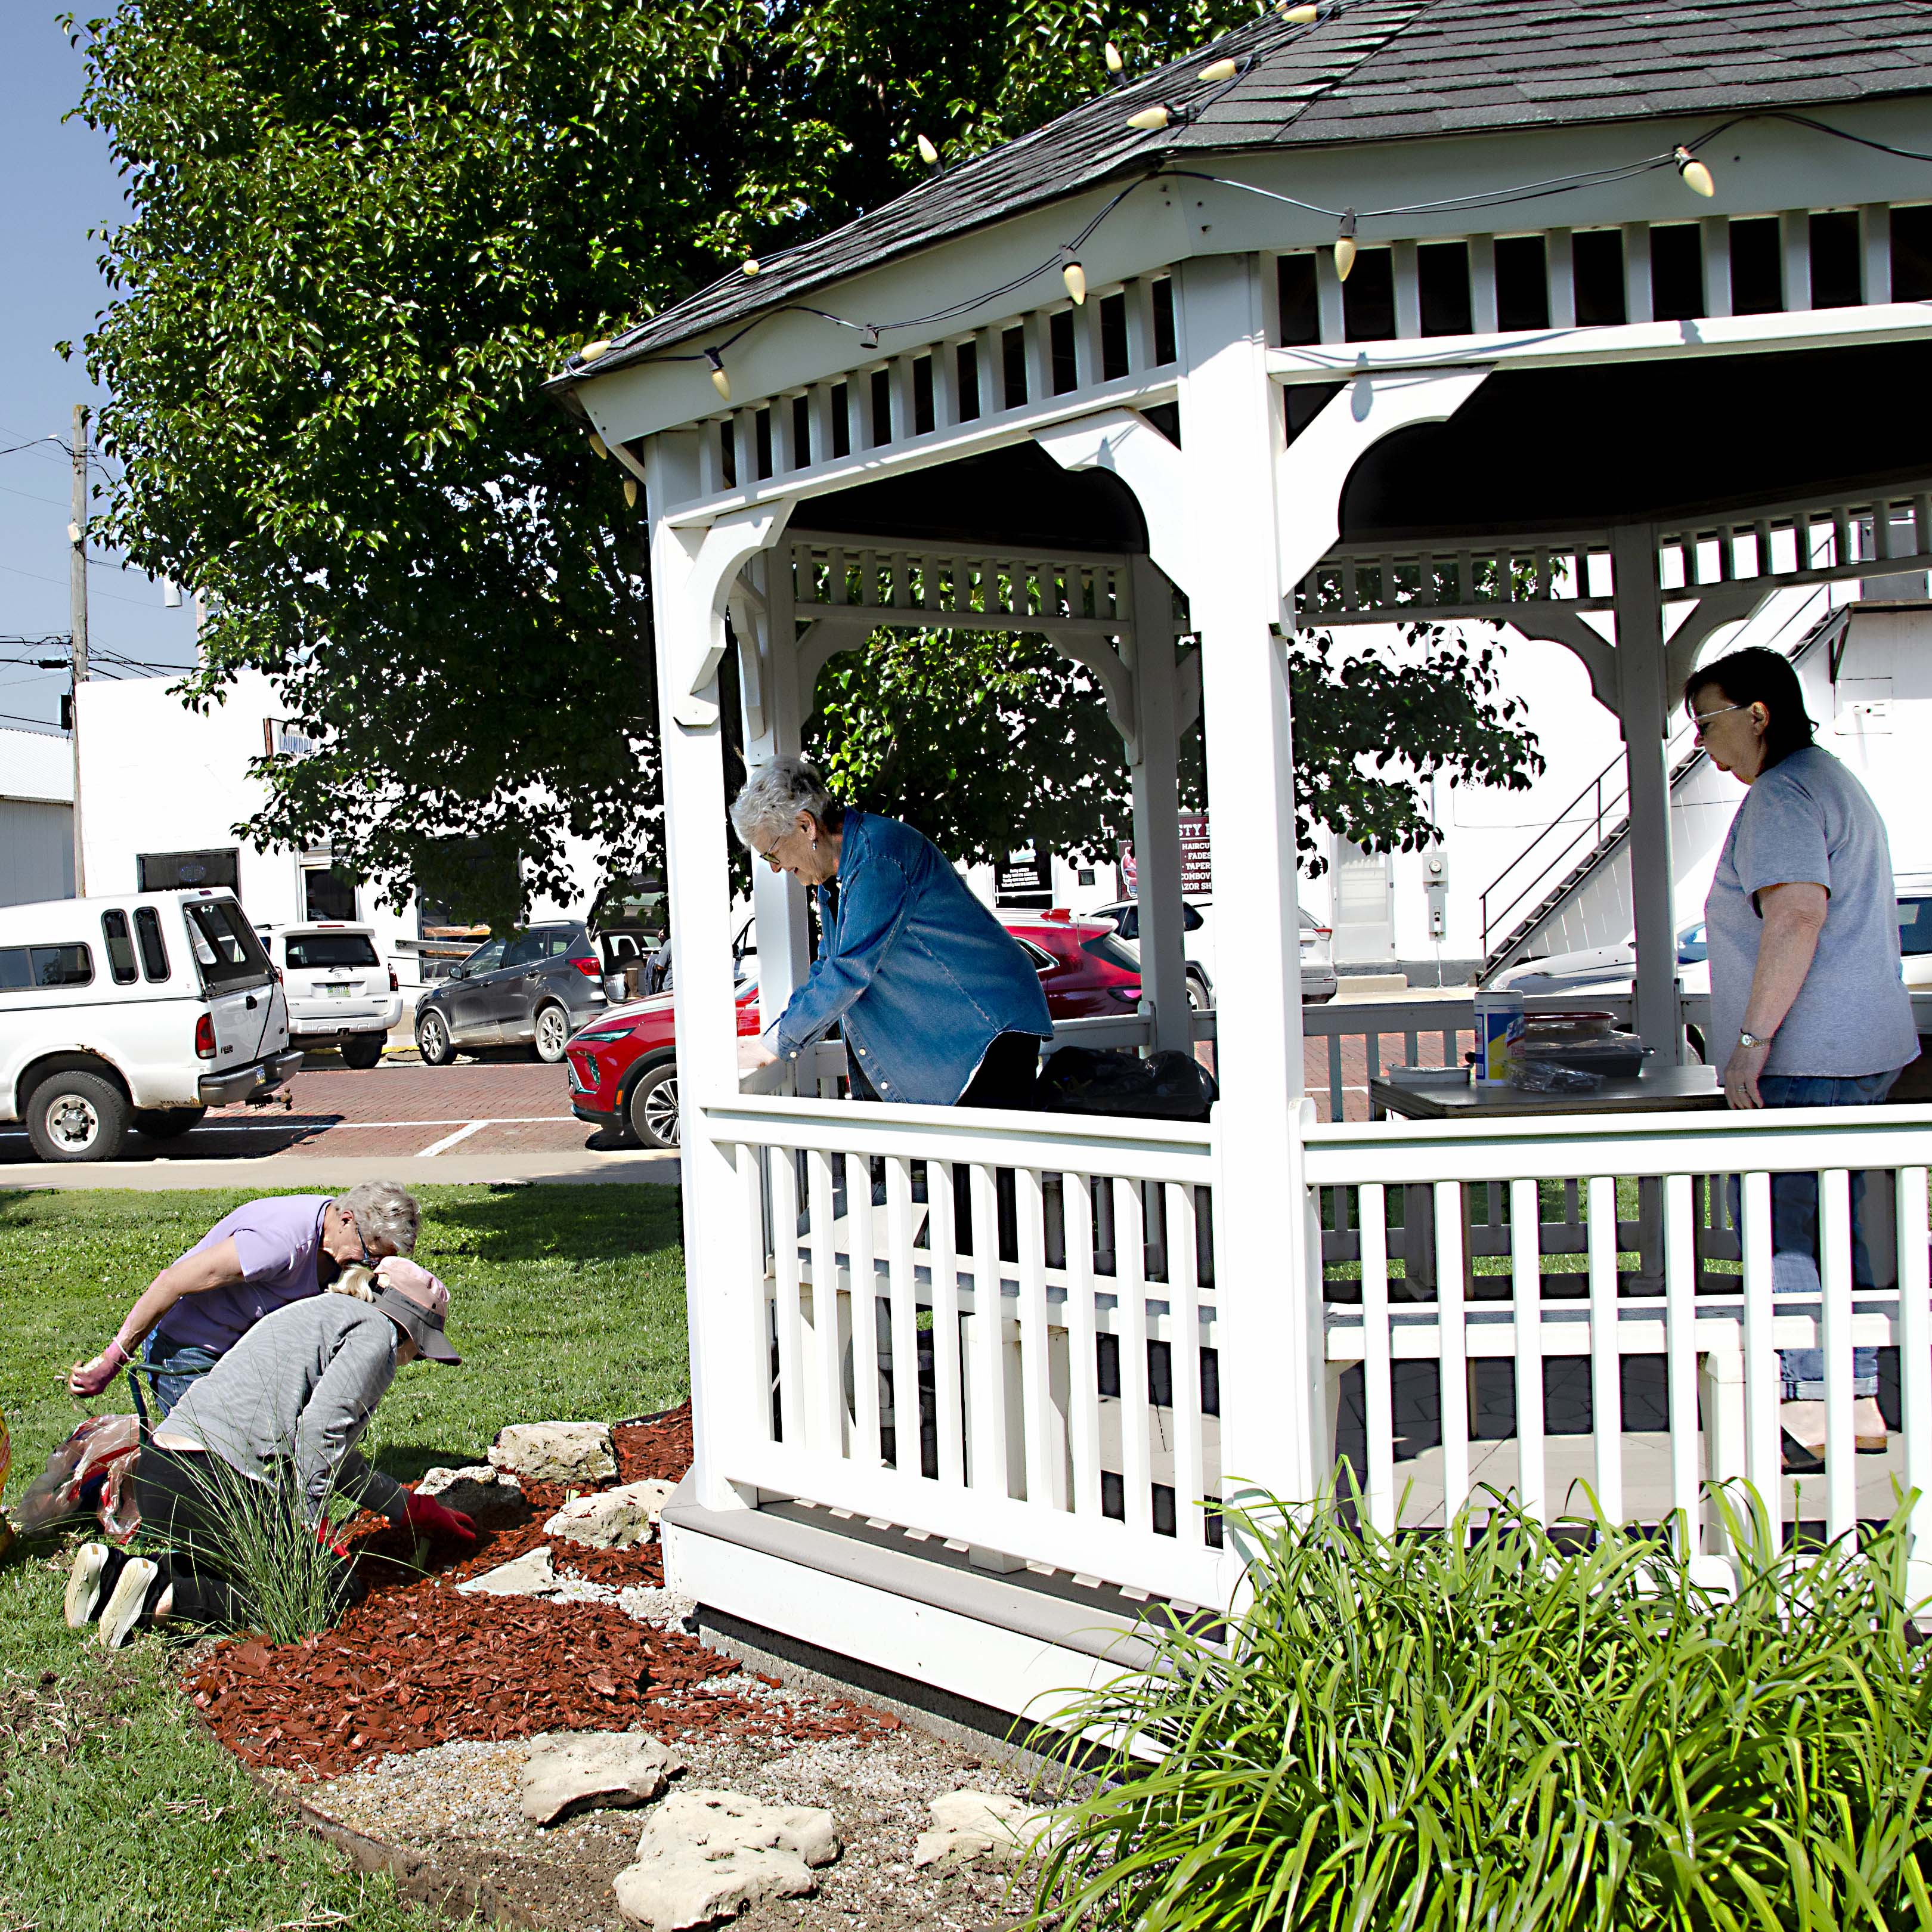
64;1259;476;1648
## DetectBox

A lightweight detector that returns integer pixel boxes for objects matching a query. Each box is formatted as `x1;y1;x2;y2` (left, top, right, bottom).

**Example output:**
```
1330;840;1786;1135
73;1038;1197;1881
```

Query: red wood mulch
185;1405;897;1781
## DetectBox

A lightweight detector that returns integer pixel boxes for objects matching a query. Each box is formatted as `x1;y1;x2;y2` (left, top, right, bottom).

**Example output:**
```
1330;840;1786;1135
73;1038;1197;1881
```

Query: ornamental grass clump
1022;1490;1932;1931
165;1454;357;1648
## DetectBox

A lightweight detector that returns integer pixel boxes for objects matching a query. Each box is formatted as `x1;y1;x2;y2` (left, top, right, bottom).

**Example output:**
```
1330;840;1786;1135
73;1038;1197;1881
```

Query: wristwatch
1738;1030;1770;1049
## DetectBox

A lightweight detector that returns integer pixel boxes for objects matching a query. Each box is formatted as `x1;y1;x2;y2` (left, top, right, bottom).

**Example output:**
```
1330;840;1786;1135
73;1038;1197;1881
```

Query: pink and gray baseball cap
371;1257;461;1364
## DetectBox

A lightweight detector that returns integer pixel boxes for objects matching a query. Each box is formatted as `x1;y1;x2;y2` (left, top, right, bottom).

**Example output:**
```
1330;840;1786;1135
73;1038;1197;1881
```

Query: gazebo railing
692;1086;1932;1611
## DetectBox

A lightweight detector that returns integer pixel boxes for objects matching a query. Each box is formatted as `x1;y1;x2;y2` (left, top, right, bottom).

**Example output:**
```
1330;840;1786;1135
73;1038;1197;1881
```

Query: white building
0;726;75;908
74;670;606;995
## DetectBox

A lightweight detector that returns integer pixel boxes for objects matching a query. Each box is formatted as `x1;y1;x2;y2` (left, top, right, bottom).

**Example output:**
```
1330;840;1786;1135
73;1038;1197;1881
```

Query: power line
0;557;173;610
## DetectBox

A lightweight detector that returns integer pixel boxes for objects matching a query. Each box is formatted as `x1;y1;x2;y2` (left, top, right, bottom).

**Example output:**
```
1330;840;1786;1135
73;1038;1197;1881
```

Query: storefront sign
995;840;1054;909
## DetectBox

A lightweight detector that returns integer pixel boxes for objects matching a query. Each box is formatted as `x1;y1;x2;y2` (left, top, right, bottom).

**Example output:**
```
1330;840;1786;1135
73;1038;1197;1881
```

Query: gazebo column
645;431;795;1512
730;552;814;1039
1611;524;1683;1064
1177;255;1325;1504
1126;555;1192;1055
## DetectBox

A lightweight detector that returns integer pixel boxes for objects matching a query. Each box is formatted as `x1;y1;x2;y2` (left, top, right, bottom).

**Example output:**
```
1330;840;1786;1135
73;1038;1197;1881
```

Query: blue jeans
1739;1072;1899;1400
138;1335;221;1417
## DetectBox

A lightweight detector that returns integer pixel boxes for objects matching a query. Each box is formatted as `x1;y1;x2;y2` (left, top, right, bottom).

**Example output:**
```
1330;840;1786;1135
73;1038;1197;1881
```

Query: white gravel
306;1676;1054;1930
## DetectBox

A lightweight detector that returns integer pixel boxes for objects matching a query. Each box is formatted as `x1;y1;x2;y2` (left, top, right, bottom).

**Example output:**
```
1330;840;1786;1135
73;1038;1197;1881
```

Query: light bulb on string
587;431;609;460
915;134;940;167
579;339;612;363
1673;145;1715;197
1104;40;1123;74
1126;103;1178;131
860;325;880;350
1062;255;1087;305
1335;210;1358;283
704;348;731;401
1277;2;1319;18
1198;56;1238;82
741;258;761;277
623;478;637;508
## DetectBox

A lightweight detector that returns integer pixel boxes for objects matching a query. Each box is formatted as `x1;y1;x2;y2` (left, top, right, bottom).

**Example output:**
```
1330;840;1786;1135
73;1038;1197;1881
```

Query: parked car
256;922;401;1068
1896;872;1932;991
0;890;299;1162
566;912;1147;1150
1490;923;1721;999
1089;897;1337;1004
414;919;609;1065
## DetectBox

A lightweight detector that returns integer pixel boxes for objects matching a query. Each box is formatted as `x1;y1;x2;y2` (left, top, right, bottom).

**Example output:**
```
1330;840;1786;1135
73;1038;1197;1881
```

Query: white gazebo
552;0;1932;1721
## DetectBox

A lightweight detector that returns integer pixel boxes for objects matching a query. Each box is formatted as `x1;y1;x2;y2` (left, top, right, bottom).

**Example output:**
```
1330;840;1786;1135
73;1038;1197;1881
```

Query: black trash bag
1034;1046;1217;1122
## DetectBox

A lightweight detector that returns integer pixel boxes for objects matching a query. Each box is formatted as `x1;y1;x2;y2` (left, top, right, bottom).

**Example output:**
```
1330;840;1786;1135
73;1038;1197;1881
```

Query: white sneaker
64;1543;112;1628
97;1558;158;1650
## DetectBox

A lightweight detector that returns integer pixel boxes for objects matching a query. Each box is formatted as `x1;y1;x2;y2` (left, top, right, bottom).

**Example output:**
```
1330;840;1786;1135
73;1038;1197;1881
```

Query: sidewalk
0;1147;682;1191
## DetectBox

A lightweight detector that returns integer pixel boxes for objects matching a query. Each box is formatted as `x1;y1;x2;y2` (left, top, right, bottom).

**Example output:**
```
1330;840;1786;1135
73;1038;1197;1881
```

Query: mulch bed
185;1406;897;1781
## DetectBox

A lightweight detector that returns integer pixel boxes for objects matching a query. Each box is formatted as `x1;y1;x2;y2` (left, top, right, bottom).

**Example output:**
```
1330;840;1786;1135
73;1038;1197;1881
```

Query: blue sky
0;7;200;738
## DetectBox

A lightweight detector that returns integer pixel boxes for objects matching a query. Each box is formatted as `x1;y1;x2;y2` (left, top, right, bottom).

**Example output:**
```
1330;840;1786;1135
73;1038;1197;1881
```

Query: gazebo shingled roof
565;0;1932;379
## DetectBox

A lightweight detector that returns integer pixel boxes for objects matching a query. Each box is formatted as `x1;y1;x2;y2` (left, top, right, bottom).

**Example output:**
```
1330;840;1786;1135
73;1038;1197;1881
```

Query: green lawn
0;1184;690;1932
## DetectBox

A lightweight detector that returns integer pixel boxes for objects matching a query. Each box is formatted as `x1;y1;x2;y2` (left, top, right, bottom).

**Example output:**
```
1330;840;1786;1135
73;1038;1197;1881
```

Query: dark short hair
1682;646;1815;770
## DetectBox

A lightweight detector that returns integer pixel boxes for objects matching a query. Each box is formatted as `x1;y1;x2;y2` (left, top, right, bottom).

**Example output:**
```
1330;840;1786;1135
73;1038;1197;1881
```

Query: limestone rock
612;1789;839;1929
489;1421;617;1486
912;1789;1044;1869
521;1729;684;1825
415;1464;530;1528
545;1478;677;1551
456;1545;557;1597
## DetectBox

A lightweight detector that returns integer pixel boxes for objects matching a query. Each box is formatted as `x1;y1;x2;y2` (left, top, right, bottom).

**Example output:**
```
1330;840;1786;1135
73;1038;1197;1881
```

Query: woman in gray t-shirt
1687;645;1916;1472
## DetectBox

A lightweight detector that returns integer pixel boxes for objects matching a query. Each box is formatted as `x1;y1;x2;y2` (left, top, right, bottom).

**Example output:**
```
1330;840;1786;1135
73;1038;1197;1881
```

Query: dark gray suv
415;921;608;1065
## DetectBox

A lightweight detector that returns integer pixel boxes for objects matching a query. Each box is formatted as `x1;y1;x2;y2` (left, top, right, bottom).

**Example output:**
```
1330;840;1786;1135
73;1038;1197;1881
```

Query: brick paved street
0;1053;610;1171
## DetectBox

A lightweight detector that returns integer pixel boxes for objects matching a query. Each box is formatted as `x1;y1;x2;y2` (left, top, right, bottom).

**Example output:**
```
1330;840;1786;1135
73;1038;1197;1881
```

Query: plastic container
1507;1029;1647;1079
1472;987;1525;1085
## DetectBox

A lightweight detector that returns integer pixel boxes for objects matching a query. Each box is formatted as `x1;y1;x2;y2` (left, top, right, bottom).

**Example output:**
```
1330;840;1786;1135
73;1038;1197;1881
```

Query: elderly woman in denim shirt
733;759;1052;1109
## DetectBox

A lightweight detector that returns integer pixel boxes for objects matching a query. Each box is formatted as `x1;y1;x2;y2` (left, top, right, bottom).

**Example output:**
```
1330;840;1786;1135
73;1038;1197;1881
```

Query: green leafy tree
807;622;1538;876
64;0;1533;924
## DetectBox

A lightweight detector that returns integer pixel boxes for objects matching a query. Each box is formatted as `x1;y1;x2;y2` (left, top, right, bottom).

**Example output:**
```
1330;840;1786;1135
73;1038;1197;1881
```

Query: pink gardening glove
67;1339;131;1400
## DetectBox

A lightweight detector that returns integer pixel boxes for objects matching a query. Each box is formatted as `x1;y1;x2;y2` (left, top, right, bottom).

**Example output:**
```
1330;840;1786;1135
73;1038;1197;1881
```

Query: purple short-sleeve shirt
150;1194;336;1355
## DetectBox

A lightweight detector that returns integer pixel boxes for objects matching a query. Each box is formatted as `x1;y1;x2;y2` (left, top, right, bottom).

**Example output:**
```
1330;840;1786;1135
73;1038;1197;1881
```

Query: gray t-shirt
1706;745;1918;1077
163;1293;405;1525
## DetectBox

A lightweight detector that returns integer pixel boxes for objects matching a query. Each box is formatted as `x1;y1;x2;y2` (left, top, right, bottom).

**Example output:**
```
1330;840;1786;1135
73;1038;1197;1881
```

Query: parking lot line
416;1119;495;1157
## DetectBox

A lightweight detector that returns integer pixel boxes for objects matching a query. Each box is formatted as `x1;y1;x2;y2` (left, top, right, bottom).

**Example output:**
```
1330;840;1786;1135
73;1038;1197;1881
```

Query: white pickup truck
0;889;301;1162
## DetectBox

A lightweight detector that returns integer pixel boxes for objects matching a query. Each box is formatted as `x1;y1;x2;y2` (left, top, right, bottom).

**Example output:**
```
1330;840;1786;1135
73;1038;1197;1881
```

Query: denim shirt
766;809;1052;1106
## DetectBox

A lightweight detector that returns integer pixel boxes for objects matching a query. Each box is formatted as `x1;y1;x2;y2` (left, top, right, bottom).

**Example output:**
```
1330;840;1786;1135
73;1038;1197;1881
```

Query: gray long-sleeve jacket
161;1293;407;1525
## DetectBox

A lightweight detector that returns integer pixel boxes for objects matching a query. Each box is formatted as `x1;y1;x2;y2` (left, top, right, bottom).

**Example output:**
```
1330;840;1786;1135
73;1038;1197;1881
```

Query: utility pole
68;403;89;897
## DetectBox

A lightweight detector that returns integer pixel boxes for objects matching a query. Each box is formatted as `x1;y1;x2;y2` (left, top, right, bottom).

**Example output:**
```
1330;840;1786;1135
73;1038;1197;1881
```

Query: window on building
302;864;358;922
138;848;241;896
100;911;138;984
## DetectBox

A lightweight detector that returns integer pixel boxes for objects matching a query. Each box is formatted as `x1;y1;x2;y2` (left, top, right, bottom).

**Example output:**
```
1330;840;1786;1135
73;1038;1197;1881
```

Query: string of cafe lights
565;1;1932;414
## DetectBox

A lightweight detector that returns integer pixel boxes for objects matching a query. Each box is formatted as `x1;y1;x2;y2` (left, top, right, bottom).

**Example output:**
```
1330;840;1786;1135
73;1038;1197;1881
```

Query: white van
257;922;402;1068
0;890;299;1162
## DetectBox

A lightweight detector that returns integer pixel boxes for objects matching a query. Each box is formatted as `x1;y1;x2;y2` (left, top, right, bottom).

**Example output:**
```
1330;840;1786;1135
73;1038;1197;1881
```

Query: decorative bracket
664;498;796;727
1034;409;1187;587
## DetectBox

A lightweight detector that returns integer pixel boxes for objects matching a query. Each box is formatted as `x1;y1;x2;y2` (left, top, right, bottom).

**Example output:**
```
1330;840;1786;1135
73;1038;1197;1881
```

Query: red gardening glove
313;1519;352;1561
403;1490;477;1549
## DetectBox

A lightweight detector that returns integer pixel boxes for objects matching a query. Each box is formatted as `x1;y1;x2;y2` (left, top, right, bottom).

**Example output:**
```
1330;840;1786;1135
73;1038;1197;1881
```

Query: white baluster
1436;1179;1469;1521
1820;1167;1856;1543
1360;1181;1395;1534
771;1148;804;1445
885;1156;921;1478
1166;1181;1205;1547
1116;1179;1153;1535
1587;1175;1622;1527
928;1160;965;1485
1740;1170;1781;1509
1664;1172;1700;1556
1064;1172;1103;1517
848;1152;883;1468
1511;1176;1544;1524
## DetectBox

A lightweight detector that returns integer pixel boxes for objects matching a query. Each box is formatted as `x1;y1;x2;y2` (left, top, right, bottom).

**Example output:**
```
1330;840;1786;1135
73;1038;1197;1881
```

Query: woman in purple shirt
66;1181;421;1415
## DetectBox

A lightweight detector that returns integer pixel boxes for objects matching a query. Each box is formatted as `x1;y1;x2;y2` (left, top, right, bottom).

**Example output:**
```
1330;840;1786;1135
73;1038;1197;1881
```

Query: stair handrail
1478;756;1629;960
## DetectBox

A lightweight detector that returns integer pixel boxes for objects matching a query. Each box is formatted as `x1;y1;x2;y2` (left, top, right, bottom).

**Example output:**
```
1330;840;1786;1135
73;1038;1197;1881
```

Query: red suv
565;912;1140;1149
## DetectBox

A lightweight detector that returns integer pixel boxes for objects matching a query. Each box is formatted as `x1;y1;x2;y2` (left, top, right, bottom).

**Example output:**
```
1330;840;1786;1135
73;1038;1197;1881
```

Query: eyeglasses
1690;701;1750;742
